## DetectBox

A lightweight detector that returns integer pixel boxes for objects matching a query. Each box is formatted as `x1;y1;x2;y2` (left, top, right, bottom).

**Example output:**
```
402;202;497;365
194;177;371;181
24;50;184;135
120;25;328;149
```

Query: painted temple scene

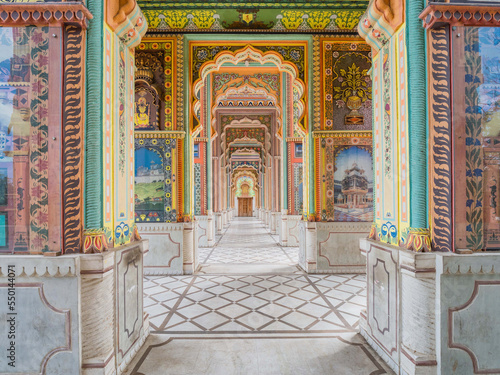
334;146;373;221
1;0;500;374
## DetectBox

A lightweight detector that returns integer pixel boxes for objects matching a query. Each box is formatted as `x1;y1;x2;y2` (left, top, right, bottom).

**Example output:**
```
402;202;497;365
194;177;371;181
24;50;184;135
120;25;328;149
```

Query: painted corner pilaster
107;0;148;48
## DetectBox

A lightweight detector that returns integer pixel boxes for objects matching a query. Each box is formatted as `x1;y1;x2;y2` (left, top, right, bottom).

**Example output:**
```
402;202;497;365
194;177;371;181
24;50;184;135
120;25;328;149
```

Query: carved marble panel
316;222;370;273
438;253;500;374
115;244;144;363
366;243;399;363
0;257;80;374
139;222;184;275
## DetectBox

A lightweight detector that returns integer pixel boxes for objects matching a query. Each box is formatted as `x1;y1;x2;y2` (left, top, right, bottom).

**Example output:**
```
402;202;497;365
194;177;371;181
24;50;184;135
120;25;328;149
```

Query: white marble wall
0;256;81;374
436;253;500;375
138;222;184;275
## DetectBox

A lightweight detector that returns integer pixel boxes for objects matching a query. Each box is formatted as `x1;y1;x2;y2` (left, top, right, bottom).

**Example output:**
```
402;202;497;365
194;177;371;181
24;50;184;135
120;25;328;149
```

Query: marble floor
198;218;299;266
125;217;393;374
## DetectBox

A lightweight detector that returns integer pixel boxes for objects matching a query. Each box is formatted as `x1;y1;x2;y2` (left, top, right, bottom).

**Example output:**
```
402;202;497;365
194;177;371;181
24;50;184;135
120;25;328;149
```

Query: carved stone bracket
107;0;147;48
357;0;404;52
420;3;500;29
0;3;92;28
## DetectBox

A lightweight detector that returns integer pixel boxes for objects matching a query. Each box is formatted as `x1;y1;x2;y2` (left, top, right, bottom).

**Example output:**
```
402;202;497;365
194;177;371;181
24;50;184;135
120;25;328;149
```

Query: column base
138;222;184;275
196;212;215;248
0;240;149;375
360;238;500;374
280;214;301;247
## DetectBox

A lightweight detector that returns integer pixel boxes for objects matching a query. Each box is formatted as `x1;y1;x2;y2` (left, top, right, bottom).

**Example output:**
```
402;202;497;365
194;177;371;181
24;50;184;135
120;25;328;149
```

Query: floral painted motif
464;28;484;250
382;46;392;177
323;40;371;131
118;42;127;175
28;27;50;253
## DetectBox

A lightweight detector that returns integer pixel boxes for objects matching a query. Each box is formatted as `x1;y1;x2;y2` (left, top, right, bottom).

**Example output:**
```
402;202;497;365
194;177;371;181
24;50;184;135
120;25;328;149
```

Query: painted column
85;0;103;231
405;0;430;250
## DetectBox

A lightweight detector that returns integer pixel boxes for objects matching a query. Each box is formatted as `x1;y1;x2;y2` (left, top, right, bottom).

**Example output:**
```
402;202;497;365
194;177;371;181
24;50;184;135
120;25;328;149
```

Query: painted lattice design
293;164;303;214
194;163;202;215
225;127;265;145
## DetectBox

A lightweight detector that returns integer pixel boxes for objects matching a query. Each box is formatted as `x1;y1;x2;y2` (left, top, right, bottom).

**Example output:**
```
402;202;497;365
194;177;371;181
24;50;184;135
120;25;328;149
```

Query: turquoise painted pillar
407;0;427;229
85;0;103;229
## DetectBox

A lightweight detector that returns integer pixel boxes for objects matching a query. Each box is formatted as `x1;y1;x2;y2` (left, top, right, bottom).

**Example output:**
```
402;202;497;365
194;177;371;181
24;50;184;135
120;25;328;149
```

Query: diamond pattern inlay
145;273;366;333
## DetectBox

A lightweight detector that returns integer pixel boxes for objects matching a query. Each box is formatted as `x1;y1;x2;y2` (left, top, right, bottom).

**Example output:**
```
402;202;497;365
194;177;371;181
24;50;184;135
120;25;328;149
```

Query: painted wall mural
135;137;177;223
453;27;500;251
319;138;373;222
322;39;372;131
137;38;177;130
134;147;165;221
333;146;373;221
0;27;51;253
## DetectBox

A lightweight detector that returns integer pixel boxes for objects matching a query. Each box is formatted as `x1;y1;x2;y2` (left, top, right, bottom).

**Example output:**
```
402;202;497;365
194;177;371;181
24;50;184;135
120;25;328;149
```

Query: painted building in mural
1;0;500;374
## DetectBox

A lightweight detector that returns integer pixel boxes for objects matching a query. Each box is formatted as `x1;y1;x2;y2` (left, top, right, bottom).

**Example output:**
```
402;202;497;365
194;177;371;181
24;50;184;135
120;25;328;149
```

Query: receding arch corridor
125;217;394;374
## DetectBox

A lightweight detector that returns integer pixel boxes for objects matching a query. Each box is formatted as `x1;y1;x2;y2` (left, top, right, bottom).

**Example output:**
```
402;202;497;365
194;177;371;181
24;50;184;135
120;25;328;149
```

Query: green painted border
138;1;369;10
85;0;104;229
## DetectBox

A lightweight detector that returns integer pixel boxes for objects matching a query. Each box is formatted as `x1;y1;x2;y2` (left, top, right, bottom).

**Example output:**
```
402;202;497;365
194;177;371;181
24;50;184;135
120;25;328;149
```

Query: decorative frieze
421;4;500;29
135;130;185;138
0;3;92;28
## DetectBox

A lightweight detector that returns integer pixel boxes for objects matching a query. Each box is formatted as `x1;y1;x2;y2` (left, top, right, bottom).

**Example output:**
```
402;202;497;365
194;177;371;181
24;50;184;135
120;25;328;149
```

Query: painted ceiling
138;1;369;32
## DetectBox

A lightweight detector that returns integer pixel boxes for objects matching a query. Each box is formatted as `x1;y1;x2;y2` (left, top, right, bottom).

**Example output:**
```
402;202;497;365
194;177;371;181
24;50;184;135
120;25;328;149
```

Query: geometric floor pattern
198;218;299;265
144;273;366;333
126;217;394;374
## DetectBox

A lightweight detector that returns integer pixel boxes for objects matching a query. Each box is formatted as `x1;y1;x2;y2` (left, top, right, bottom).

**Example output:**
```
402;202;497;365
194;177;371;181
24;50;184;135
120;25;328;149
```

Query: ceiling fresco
138;1;369;33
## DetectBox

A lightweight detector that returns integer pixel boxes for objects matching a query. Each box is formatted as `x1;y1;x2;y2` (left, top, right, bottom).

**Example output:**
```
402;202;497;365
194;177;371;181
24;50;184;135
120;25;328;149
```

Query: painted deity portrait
134;88;159;130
